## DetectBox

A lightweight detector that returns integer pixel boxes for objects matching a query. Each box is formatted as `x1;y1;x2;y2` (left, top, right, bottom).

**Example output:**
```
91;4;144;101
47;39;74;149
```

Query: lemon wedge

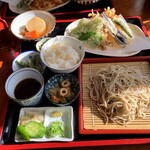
25;17;46;37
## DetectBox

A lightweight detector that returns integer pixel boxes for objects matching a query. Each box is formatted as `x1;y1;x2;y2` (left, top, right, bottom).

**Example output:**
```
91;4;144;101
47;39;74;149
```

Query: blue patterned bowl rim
44;73;80;106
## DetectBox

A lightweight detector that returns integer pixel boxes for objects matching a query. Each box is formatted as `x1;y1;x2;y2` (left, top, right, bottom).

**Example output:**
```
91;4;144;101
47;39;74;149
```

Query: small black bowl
45;74;80;106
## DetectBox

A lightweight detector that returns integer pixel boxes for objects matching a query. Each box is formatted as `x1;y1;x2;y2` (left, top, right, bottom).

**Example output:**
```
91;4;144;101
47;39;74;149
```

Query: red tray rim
78;56;150;134
1;16;150;148
0;137;150;149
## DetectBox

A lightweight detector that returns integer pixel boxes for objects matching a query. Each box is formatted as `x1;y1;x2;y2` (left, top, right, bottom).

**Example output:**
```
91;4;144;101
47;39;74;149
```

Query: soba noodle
87;64;150;125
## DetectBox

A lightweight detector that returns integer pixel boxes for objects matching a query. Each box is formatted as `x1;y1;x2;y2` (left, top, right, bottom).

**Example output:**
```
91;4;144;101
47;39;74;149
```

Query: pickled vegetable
25;17;46;37
25;121;46;138
51;111;63;118
16;125;30;141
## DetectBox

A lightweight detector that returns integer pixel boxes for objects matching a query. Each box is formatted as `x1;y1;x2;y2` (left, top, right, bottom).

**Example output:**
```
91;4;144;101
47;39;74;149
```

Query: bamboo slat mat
82;61;150;130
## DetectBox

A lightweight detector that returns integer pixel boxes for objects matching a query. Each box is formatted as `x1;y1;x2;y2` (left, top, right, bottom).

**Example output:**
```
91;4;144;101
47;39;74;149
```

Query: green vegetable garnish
78;31;96;41
25;121;46;138
16;125;30;141
15;54;43;73
46;120;65;138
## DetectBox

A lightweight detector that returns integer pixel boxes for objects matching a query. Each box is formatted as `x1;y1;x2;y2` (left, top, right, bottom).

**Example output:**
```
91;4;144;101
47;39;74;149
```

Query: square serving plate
15;106;74;142
78;56;150;134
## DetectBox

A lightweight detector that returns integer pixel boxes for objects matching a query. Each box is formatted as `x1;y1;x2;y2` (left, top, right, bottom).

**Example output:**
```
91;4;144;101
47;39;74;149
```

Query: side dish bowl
45;74;80;106
40;36;85;73
11;10;56;41
12;51;46;74
5;68;44;106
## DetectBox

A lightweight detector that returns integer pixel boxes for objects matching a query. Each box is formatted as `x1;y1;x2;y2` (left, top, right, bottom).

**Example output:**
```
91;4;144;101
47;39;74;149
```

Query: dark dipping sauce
14;78;41;99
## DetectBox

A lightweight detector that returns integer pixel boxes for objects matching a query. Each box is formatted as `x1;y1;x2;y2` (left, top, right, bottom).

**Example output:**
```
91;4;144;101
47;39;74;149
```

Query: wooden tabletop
0;0;150;149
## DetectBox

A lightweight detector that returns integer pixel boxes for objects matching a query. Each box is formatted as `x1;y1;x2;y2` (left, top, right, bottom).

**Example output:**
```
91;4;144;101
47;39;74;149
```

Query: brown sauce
14;78;41;99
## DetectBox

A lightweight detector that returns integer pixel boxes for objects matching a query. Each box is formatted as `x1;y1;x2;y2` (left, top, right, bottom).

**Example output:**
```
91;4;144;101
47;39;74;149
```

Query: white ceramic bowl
5;68;44;106
40;36;85;73
12;51;46;74
10;10;56;41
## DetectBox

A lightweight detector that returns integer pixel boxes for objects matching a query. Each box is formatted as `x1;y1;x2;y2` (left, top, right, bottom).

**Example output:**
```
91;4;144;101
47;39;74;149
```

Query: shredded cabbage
46;120;65;137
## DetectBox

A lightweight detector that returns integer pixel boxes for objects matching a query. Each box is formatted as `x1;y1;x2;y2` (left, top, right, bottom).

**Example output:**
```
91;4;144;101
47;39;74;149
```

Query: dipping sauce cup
5;68;44;106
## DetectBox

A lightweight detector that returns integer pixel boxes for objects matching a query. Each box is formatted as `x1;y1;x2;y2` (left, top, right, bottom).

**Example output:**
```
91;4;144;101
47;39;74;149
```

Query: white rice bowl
40;36;85;73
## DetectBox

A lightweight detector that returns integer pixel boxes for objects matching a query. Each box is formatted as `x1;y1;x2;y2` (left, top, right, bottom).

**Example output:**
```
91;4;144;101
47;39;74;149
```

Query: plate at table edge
8;0;71;14
64;19;145;57
14;106;74;142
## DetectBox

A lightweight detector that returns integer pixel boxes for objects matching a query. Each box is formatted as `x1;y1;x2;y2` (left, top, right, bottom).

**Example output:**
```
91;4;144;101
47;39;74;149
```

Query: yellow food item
51;111;63;118
25;17;46;37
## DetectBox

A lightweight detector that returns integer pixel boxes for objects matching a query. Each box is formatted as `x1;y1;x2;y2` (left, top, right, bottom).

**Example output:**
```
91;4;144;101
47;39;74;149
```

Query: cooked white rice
44;41;80;69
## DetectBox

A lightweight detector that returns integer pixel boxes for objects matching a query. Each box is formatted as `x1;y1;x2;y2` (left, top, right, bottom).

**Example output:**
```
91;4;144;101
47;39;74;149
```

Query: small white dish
36;37;51;52
12;51;46;74
64;19;145;57
15;106;74;142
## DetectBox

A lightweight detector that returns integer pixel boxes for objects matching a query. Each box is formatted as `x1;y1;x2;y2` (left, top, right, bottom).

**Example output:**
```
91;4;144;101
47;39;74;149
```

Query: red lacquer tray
0;16;150;149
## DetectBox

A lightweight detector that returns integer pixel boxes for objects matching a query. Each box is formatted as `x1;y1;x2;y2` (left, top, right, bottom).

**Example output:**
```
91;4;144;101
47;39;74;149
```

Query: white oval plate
9;0;71;14
64;19;145;57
